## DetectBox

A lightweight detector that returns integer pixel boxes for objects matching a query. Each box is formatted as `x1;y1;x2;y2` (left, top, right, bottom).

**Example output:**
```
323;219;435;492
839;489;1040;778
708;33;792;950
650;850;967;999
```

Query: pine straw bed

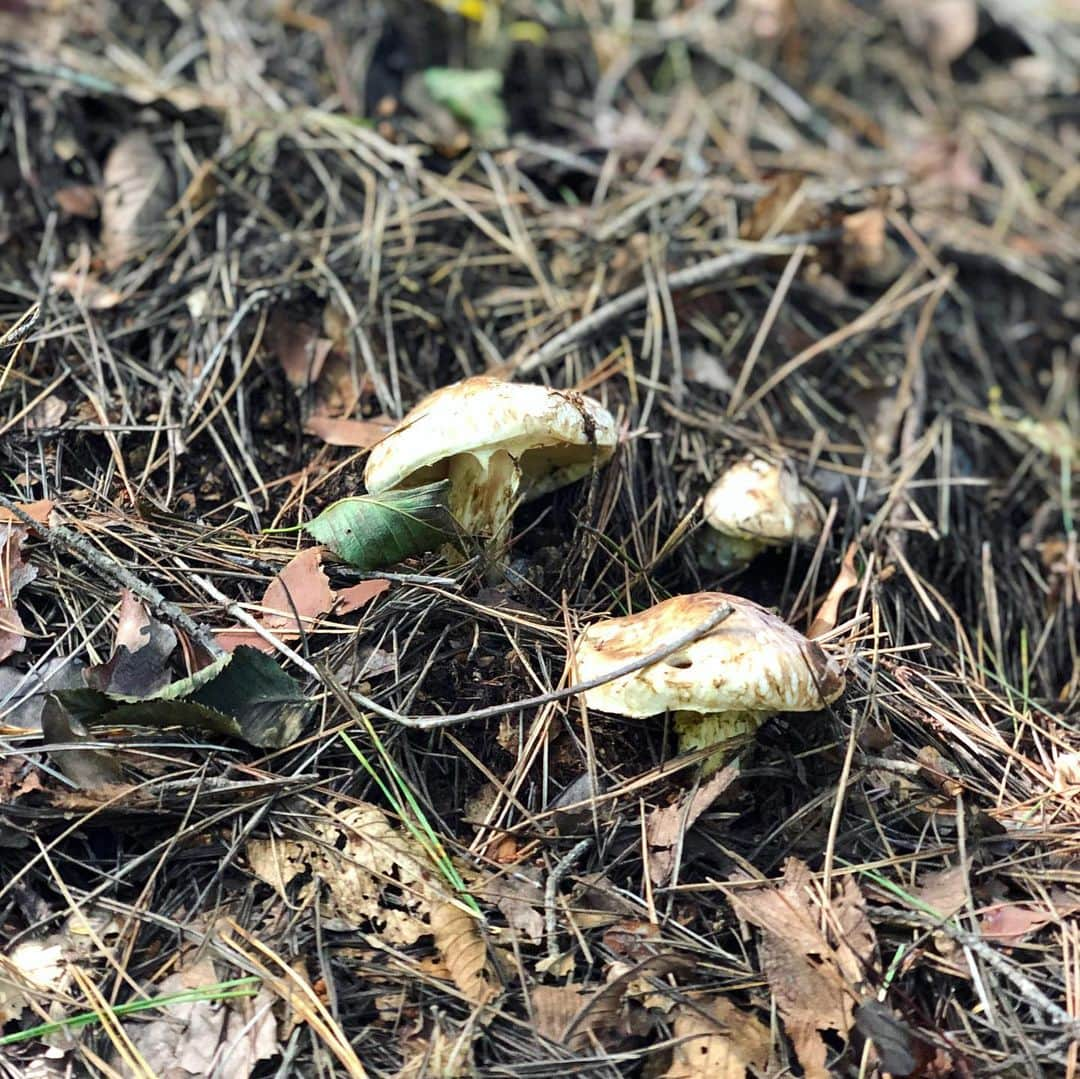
0;2;1077;1076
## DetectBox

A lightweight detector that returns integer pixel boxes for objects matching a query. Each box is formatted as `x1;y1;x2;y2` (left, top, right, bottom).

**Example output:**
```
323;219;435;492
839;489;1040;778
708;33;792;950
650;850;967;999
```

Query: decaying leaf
480;867;545;944
663;995;771;1079
54;645;313;749
120;956;278;1079
429;899;496;1005
41;695;125;788
396;1016;474;1079
0;522;38;661
646;764;739;885
215;547;336;653
85;589;178;696
913;860;971;920
0;939;67;1024
0;656;86;733
980;890;1080;945
100;131;174;268
266;310;333;389
248;803;496;1004
723;858;877;1078
303;480;460;570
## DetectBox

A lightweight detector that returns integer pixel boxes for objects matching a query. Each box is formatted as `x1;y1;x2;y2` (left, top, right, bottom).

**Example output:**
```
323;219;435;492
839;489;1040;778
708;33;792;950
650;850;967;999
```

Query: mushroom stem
673;709;765;775
446;449;521;562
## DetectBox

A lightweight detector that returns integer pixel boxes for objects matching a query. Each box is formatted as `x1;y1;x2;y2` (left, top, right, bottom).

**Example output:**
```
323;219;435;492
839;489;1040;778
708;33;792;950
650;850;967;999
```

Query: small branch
347;603;734;730
0;494;223;658
515;232;839;375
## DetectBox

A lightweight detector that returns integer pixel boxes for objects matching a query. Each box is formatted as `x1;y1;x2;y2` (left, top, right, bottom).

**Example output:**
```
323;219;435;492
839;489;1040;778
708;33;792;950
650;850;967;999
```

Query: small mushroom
364;376;617;546
701;456;823;567
573;592;844;772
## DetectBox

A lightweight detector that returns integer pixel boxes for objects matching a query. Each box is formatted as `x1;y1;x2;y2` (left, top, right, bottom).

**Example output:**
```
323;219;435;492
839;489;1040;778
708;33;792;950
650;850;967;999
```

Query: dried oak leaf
663;994;771;1079
723;858;877;1079
85;589;178;697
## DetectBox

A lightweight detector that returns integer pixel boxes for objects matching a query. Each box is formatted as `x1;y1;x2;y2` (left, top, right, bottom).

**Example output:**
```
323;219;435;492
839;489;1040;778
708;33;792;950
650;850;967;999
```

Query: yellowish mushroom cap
364;376;617;537
703;457;822;545
573;592;844;719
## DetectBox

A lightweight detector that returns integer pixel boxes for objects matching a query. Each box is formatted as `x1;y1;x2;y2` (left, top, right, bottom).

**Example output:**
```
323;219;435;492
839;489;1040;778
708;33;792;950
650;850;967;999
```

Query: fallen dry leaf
808;541;859;638
980;891;1080;946
0;939;67;1023
215;546;336;653
267;309;333;388
663;994;771;1079
304;412;395;449
480;867;545;944
0;500;53;525
54;183;99;218
646;764;738;885
50;266;125;310
1052;752;1080;791
336;577;391;615
396;1016;474;1078
85;589;177;697
531;984;590;1047
120;956;278;1078
913;860;970;920
739;174;824;241
0;523;36;661
429;899;497;1005
100;131;174;268
724;858;877;1079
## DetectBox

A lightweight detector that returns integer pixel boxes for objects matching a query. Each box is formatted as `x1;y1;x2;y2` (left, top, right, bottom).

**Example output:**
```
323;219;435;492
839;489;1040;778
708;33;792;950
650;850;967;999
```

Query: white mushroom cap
573;592;844;718
703;457;822;546
364;376;617;537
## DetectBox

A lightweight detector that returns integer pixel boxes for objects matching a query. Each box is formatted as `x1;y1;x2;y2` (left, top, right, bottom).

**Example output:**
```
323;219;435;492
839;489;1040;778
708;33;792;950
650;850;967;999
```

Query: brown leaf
121;956;278;1078
663;995;771;1079
808;542;859;638
723;858;877;1076
647;764;739;884
215;547;336;653
304;412;394;449
51;266;125;309
0;524;37;661
913;860;970;920
100;131;174;269
0;499;52;525
739;174;823;241
429;899;497;1005
85;590;178;697
54;184;99;218
267;310;333;388
480;868;545;944
531;984;590;1047
980;892;1080;945
336;578;390;615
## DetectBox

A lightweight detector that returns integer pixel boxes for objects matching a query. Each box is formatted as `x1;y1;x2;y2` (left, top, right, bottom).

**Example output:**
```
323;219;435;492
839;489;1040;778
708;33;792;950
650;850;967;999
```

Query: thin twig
515;232;839;375
346;603;735;730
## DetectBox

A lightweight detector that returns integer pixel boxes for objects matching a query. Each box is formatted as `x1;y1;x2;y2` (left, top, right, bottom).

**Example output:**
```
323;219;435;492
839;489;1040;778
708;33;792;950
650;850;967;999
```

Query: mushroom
701;456;823;568
364;376;617;546
573;592;844;772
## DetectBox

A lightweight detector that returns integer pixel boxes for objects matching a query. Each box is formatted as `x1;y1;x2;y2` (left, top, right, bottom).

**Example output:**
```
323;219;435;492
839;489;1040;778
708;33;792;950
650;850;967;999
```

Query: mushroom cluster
365;376;617;548
574;592;844;772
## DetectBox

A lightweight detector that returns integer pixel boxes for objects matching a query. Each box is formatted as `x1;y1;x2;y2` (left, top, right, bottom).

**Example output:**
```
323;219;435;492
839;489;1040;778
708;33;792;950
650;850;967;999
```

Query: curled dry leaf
646;764;739;885
429;899;497;1005
808;542;860;639
723;858;877;1079
0;523;37;662
100;131;174;269
663;995;771;1079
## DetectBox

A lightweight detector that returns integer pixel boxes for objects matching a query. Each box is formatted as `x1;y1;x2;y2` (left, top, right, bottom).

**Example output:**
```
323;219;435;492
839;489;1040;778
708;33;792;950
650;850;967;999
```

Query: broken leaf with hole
301;479;461;570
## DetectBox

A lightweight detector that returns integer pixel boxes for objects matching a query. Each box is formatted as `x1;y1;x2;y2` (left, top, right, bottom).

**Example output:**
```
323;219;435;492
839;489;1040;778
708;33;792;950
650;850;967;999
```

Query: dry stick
515;231;839;375
348;603;735;730
0;494;223;658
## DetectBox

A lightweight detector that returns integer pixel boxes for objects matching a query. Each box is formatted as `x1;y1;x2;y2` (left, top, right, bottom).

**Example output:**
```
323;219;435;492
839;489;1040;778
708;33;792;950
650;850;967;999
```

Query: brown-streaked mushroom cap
703;456;822;545
364;376;617;536
573;592;844;718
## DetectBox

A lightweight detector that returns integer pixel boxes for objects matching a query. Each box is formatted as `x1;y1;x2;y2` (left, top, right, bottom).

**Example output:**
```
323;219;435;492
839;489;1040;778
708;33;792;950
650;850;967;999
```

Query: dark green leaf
303;480;459;570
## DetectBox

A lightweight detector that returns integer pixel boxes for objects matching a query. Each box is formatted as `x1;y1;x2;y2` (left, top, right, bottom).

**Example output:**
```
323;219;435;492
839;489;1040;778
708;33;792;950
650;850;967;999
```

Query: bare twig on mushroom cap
345;602;734;730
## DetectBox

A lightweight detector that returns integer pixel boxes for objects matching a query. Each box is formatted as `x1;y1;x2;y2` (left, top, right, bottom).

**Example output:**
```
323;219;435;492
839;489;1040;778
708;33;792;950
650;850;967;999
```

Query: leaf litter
1;1;1078;1074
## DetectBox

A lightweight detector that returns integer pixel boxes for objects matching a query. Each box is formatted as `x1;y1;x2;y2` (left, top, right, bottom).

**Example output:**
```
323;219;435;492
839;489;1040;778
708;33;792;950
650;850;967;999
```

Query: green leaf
422;67;508;146
303;480;460;570
52;647;313;749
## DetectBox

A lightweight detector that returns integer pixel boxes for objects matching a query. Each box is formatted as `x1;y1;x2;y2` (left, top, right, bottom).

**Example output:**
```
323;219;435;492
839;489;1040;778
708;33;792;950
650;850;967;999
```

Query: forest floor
1;2;1078;1076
